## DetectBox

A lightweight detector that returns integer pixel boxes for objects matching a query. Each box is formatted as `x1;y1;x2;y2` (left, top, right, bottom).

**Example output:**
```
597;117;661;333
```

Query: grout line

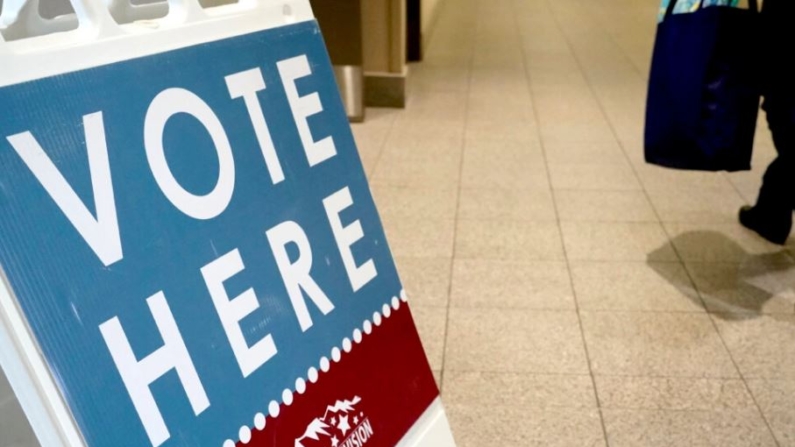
572;0;650;80
446;306;715;314
725;174;756;207
442;366;778;381
704;298;783;446
679;246;784;446
364;113;401;183
513;1;612;445
437;0;477;396
548;2;783;445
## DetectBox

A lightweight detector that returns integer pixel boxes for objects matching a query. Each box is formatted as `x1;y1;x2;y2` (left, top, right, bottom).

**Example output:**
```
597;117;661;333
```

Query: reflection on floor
351;0;795;445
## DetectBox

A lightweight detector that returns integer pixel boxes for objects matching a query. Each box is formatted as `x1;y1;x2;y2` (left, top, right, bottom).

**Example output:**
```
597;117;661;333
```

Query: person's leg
759;97;795;211
739;0;795;245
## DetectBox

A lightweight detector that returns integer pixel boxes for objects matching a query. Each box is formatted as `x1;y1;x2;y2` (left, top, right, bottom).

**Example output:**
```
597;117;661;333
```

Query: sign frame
0;1;456;446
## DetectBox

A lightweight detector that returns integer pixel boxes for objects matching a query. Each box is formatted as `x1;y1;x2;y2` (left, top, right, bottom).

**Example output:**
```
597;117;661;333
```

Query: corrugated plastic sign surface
0;21;438;447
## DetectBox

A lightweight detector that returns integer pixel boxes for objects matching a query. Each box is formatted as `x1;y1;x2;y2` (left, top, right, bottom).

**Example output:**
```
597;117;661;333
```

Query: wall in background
362;0;405;74
420;0;445;49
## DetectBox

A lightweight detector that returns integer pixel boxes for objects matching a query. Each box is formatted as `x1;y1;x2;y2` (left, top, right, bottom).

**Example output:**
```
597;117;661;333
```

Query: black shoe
739;206;792;246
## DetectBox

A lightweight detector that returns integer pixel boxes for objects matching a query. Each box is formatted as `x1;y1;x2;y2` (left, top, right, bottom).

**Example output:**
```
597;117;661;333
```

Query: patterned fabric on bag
658;0;741;22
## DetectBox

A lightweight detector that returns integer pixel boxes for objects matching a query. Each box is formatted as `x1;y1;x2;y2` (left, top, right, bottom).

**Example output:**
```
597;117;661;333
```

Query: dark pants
757;0;795;215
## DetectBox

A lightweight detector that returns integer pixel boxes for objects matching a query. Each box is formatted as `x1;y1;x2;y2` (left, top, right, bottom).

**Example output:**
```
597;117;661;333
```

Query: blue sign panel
0;21;401;447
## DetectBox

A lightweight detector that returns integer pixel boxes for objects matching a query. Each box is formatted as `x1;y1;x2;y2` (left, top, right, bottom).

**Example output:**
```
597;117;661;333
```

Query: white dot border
223;289;408;445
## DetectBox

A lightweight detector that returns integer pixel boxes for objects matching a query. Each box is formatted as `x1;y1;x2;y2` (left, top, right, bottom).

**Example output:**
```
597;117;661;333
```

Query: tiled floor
352;0;795;445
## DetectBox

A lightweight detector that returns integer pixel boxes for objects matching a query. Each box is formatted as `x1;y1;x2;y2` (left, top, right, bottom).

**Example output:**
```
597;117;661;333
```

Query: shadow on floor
648;230;795;320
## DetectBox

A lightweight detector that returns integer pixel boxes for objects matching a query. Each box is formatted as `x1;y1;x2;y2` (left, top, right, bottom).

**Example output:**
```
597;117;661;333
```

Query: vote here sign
0;20;438;447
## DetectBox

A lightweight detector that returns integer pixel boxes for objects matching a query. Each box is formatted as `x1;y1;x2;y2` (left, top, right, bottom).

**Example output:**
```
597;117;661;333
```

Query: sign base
397;398;456;447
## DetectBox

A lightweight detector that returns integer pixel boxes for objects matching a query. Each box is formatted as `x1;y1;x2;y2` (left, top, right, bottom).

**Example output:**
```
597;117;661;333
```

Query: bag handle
665;0;679;18
665;0;759;19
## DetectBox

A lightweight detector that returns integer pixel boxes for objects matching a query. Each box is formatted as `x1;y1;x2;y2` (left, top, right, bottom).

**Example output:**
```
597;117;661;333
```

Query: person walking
739;0;795;245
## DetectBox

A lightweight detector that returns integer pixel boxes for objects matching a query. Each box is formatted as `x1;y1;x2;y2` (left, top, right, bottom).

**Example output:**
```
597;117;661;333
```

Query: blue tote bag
644;0;761;172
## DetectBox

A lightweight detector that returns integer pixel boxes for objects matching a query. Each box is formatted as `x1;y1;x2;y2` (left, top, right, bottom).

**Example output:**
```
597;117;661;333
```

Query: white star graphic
331;436;339;447
337;415;351;436
330;417;336;426
353;416;359;425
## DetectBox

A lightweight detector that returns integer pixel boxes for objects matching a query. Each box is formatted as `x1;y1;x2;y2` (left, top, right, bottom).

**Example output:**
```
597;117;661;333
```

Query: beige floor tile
596;376;754;411
555;190;657;222
359;107;401;126
351;123;392;154
381;128;464;166
746;379;795;446
458;187;556;222
580;312;739;378
528;66;589;84
445;308;589;374
548;163;641;191
461;155;550;190
560;222;678;262
351;125;389;175
410;306;447;372
571;262;704;312
539;122;617;143
386;119;465;146
448;405;606;447
664;223;795;263
469;66;527;86
407;64;471;93
371;185;458;221
468;82;532;102
537;108;608;130
464;136;545;161
444;371;596;408
451;259;575;310
686;262;795;315
396;91;468;124
634;164;737;191
472;53;525;70
469;79;532;98
543;139;628;165
371;155;461;188
455;220;566;261
394;257;452;308
381;217;455;258
727;170;764;204
647;187;748;224
713;315;795;379
467;96;536;124
460;136;548;187
351;118;392;142
379;134;463;163
602;408;777;447
422;49;473;68
464;118;538;142
533;87;601;113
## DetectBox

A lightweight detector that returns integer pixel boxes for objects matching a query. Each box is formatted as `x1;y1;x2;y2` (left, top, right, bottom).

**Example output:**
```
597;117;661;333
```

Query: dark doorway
407;0;422;62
